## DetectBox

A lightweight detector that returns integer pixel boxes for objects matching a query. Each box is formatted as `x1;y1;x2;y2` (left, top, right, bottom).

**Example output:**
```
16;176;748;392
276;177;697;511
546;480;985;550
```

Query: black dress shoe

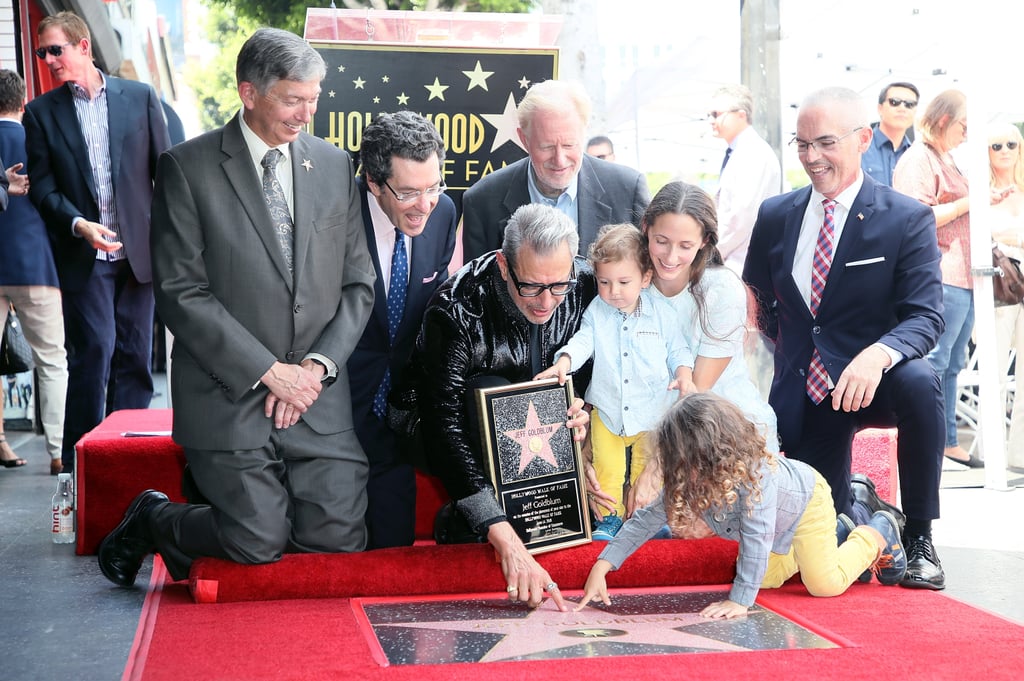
98;490;169;588
850;473;906;532
900;533;945;590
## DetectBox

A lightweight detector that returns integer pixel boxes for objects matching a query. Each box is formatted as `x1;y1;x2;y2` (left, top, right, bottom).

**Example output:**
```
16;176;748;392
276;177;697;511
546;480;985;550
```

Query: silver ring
545;582;558;591
506;585;519;593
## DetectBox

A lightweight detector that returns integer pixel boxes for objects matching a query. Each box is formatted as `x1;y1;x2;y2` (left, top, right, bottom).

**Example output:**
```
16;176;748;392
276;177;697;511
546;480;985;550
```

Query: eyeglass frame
886;97;918;109
991;141;1020;152
789;127;865;154
382;179;447;203
506;263;577;298
34;42;74;60
707;109;742;121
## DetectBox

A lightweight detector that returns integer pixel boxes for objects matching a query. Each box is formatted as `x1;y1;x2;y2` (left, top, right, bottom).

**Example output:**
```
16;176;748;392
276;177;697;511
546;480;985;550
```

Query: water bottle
51;473;75;544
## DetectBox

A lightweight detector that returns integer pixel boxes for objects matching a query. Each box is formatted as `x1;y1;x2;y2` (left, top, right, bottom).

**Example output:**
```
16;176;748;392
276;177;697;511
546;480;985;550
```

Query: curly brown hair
655;392;771;535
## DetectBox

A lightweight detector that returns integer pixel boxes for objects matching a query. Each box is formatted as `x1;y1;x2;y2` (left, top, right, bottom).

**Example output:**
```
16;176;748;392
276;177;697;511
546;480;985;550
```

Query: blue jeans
926;284;974;447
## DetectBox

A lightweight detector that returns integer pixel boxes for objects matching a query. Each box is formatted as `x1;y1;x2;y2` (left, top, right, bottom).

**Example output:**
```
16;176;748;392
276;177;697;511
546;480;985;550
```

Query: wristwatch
308;358;337;386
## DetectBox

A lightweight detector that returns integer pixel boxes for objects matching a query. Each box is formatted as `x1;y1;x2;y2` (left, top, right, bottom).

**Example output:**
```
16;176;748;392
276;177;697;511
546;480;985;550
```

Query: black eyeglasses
789;127;864;154
991;142;1020;152
887;97;918;109
383;179;446;203
507;264;576;297
34;42;74;59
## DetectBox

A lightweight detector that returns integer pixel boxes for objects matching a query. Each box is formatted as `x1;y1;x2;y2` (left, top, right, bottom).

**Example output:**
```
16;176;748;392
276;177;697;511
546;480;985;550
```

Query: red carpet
127;558;1023;681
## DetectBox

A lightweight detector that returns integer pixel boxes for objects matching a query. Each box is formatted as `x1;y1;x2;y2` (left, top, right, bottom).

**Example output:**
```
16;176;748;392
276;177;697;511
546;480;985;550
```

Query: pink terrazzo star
503;401;563;474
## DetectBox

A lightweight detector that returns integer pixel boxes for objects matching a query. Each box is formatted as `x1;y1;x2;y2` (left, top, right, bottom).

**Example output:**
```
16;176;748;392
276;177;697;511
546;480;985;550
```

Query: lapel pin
857;212;864;220
301;159;313;172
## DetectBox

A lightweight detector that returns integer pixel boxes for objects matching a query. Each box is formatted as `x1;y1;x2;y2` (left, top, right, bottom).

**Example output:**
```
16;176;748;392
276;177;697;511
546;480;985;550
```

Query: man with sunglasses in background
862;82;920;186
401;203;597;611
24;11;170;474
348;111;458;549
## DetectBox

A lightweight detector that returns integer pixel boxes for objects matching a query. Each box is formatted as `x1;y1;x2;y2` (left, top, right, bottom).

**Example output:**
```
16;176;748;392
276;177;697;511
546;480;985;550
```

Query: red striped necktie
806;198;836;404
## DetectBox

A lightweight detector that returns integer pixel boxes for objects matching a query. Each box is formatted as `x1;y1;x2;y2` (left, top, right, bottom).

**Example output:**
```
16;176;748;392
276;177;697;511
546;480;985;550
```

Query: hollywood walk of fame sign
352;587;840;666
476;378;591;553
305;39;558;218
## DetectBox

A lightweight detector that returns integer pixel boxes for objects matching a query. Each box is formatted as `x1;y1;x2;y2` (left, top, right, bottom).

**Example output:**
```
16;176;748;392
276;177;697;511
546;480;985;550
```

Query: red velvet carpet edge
187;538;739;603
127;557;1024;681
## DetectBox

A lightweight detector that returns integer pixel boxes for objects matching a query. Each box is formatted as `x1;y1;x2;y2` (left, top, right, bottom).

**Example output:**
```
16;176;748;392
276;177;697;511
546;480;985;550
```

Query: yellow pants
591;409;648;518
761;472;881;596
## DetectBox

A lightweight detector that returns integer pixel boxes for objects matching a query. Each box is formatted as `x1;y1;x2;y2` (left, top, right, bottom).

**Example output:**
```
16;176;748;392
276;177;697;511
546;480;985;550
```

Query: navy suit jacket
0;120;58;287
347;178;458;461
460;154;650;261
24;77;170;291
743;176;943;448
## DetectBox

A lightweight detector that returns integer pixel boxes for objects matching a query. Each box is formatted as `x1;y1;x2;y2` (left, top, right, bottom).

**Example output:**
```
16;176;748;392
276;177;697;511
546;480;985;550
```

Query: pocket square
846;256;885;268
421;271;439;283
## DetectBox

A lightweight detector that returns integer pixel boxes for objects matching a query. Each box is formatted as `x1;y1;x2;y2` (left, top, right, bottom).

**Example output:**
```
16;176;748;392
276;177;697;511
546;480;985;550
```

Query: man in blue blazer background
461;79;649;261
25;11;170;471
348;111;458;548
744;87;946;590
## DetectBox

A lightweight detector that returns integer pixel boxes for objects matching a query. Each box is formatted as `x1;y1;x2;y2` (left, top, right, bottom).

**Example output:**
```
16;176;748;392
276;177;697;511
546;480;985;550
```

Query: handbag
1;307;34;375
992;245;1024;306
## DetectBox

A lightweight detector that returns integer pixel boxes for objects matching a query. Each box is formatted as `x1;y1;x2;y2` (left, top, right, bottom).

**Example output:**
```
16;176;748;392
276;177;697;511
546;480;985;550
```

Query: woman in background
893;90;978;467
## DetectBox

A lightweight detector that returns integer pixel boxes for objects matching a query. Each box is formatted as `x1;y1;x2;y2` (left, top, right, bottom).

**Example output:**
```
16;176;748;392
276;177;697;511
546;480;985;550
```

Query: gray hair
713;84;754;121
799;87;869;130
360;111;445;185
517;80;591;134
502;204;579;267
236;28;326;93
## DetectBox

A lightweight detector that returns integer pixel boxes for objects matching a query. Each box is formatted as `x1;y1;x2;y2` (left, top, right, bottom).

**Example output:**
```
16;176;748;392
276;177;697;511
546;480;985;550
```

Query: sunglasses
991;142;1020;152
34;42;74;59
887;97;918;109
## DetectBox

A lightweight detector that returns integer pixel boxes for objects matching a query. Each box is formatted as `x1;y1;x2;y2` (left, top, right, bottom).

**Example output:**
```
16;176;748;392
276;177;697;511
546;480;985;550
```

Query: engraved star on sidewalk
378;597;751;663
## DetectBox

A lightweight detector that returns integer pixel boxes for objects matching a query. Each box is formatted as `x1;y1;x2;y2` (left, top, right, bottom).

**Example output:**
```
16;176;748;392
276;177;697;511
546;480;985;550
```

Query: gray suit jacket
151;114;375;451
460;155;650;261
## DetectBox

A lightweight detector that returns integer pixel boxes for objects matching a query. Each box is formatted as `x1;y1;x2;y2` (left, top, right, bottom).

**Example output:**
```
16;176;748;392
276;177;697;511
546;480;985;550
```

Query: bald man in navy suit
744;87;946;590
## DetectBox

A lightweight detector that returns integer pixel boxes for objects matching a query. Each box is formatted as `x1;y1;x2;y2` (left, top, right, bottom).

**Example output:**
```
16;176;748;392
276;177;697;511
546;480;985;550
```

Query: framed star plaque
476;377;591;553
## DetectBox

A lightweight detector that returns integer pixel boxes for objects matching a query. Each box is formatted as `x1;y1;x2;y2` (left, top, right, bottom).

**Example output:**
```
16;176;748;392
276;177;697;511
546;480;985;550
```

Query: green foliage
183;6;259;131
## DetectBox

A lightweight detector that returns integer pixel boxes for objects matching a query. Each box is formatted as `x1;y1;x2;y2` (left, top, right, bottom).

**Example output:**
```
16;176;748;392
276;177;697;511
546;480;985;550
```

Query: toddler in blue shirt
537;223;695;540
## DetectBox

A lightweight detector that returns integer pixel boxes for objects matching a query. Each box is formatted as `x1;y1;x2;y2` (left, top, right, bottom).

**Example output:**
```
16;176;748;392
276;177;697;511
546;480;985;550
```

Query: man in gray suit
97;28;376;587
461;80;650;261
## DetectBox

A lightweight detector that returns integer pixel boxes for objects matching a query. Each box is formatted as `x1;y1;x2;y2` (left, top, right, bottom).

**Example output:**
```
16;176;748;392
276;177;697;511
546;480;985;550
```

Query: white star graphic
301;159;313;172
463;60;494;91
373;96;380;104
382;75;389;83
353;77;366;89
328;90;335;98
518;76;531;89
424;77;449;101
337;65;345;73
396;92;410;106
482;92;526;153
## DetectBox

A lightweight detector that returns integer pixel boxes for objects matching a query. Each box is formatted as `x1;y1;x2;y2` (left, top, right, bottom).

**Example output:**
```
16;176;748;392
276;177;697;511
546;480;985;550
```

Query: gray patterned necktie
261;149;294;274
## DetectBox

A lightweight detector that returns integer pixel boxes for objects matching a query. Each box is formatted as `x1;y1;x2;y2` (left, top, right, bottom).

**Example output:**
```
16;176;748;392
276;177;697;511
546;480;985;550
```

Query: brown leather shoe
50;459;64;476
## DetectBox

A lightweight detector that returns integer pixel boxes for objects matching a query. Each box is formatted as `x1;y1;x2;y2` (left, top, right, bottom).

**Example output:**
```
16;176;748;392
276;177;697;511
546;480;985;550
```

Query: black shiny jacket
409;252;596;504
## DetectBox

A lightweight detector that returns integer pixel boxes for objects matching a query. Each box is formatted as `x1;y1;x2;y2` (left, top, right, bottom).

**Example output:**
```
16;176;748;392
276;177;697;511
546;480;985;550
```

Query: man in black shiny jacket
409;203;608;610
